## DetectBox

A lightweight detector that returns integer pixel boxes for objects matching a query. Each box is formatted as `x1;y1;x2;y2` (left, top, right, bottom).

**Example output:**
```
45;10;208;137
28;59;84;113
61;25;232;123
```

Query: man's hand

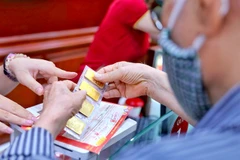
95;62;155;99
34;80;86;138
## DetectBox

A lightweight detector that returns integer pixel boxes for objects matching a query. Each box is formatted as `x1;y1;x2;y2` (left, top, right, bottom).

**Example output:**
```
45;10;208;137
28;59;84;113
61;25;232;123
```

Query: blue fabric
1;127;55;160
115;85;240;160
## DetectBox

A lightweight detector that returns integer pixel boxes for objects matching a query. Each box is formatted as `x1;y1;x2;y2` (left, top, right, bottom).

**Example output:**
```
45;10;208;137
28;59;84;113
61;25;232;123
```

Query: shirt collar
193;84;240;132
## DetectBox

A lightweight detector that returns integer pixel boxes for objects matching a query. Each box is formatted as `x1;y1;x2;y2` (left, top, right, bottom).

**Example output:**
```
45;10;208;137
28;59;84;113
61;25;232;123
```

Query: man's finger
97;64;115;74
97;62;131;74
103;89;121;99
0;122;13;134
72;90;87;107
107;83;117;91
16;70;44;96
47;76;58;84
94;67;125;83
0;95;35;121
61;80;77;91
0;109;34;126
43;84;52;98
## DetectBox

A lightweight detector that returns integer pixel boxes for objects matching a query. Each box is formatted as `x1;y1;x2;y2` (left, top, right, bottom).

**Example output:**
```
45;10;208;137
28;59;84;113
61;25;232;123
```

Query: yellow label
80;100;94;117
79;81;100;101
66;117;85;135
96;137;106;146
85;69;104;89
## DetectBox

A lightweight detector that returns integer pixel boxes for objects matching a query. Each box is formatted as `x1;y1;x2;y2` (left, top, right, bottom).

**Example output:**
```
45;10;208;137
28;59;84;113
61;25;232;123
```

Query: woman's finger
44;63;77;79
0;95;35;121
0;109;34;126
0;122;13;134
16;70;44;96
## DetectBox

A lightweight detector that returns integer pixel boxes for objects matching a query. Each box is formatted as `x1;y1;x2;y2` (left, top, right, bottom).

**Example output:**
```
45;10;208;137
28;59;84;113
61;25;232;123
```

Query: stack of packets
57;66;132;153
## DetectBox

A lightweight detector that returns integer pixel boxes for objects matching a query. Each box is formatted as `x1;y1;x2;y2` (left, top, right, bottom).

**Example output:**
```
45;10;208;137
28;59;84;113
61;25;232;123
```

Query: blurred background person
73;0;162;82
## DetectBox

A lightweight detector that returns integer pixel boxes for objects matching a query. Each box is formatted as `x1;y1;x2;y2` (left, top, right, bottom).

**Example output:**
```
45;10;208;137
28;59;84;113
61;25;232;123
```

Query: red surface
126;98;144;107
171;116;188;134
0;0;113;37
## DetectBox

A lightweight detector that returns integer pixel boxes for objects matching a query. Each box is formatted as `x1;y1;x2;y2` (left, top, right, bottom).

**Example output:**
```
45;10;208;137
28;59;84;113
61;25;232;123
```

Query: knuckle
119;67;126;75
115;62;122;69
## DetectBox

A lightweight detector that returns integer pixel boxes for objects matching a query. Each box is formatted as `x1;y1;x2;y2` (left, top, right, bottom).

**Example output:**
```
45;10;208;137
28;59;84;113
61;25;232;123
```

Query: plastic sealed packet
64;66;107;139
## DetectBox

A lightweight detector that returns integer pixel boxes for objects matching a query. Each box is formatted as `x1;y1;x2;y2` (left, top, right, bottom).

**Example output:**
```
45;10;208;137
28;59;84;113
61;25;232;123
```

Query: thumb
94;69;124;83
17;71;44;96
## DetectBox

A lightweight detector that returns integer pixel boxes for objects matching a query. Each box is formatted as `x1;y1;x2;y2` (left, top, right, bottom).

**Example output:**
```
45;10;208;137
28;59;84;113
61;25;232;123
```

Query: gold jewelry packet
64;66;107;139
79;81;100;101
84;68;104;89
80;100;94;117
66;116;85;135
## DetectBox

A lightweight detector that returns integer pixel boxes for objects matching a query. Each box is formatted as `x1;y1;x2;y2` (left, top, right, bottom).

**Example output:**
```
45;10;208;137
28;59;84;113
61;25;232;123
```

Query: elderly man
94;0;240;159
2;0;240;159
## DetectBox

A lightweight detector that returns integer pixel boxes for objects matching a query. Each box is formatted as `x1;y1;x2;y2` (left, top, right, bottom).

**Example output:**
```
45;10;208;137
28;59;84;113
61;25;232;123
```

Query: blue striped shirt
116;85;240;160
2;85;240;160
1;127;54;160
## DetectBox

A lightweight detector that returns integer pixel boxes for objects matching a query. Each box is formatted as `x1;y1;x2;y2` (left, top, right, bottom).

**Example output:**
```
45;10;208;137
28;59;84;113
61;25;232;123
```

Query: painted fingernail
36;87;43;95
6;128;14;134
25;120;34;125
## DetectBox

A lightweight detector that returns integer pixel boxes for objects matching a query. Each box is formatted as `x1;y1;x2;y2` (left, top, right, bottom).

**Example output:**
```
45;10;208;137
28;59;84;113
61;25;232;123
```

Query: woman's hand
34;80;86;138
9;58;77;96
0;95;36;134
94;62;157;99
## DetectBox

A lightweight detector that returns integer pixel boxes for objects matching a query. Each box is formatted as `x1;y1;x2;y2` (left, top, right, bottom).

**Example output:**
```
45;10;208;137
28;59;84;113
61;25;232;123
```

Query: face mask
159;0;229;121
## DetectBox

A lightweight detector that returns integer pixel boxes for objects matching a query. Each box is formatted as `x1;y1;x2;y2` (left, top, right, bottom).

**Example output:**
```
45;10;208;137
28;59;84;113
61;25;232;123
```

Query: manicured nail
25;120;34;125
36;87;43;95
6;128;14;134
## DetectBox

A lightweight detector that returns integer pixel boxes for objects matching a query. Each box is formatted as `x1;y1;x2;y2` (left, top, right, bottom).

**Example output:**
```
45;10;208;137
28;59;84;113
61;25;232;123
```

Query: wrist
34;115;61;138
3;53;29;82
146;68;173;104
143;65;159;97
35;104;70;138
